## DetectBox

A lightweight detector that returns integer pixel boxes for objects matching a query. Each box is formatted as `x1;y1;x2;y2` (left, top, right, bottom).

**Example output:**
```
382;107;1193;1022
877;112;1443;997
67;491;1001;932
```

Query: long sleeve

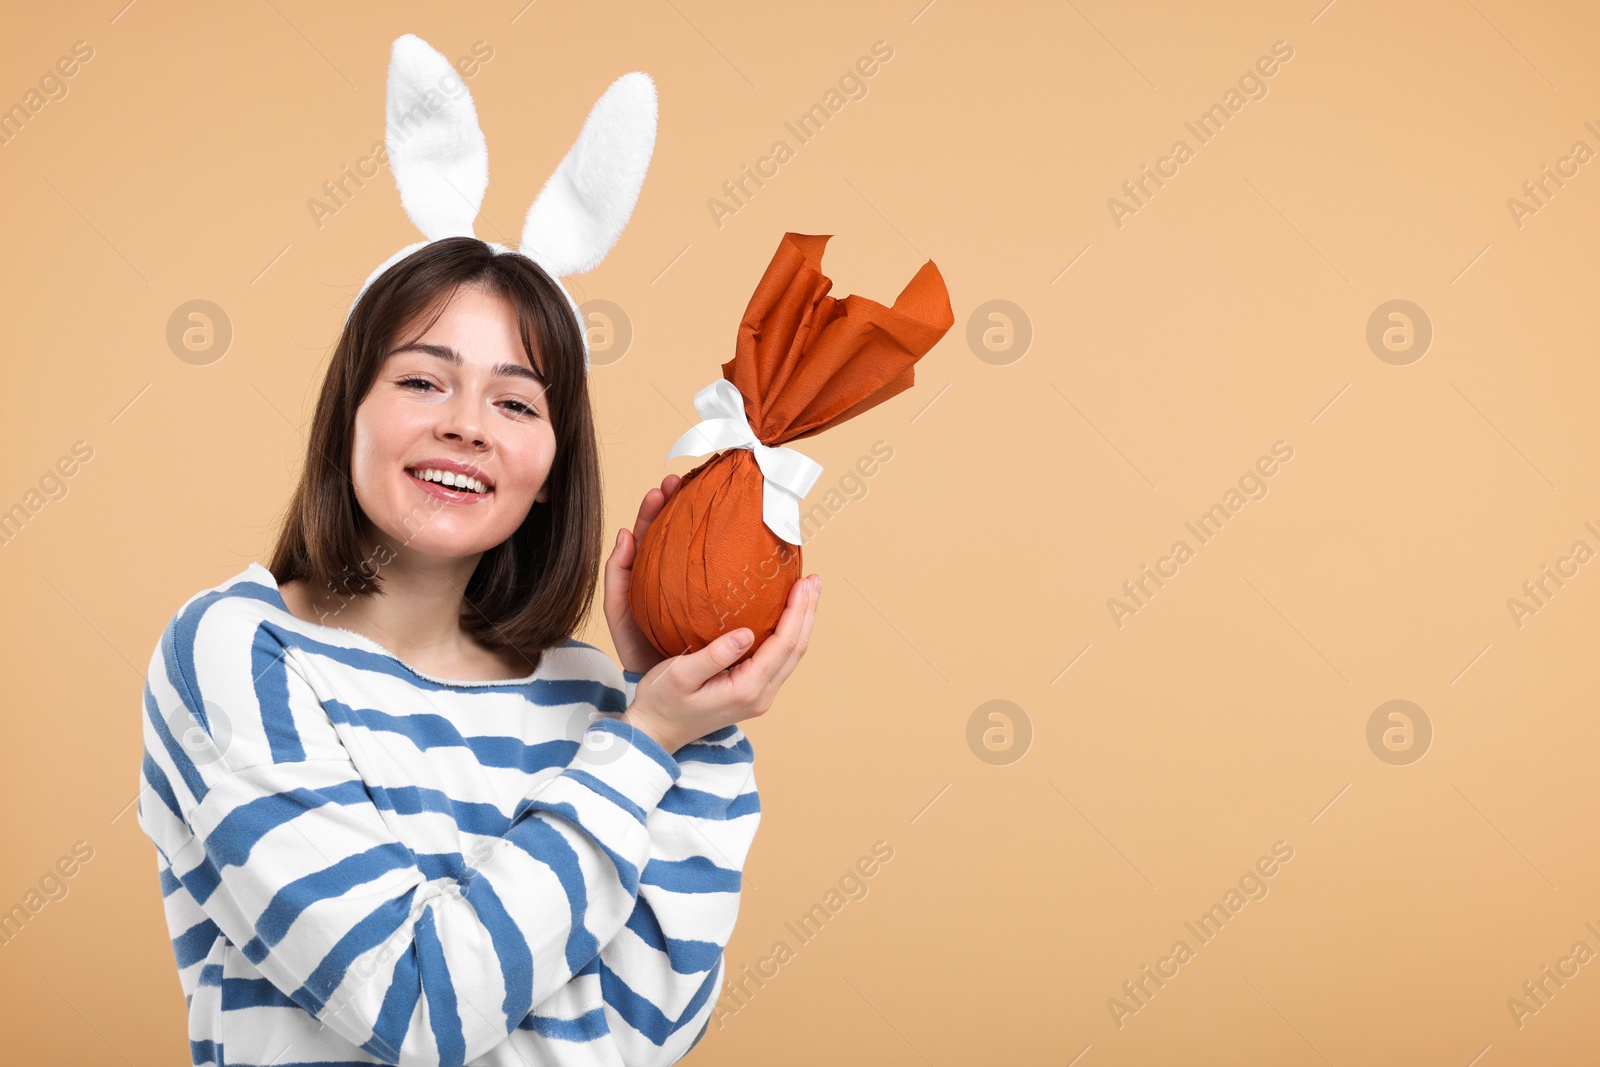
590;668;761;1064
137;599;683;1067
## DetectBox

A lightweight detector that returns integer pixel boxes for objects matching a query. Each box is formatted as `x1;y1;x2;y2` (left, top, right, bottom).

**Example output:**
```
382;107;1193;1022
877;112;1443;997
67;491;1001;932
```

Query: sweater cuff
622;668;644;710
573;716;681;812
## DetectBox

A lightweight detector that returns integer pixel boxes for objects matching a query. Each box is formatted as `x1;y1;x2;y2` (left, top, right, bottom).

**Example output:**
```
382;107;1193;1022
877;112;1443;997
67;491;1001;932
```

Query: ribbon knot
664;378;823;545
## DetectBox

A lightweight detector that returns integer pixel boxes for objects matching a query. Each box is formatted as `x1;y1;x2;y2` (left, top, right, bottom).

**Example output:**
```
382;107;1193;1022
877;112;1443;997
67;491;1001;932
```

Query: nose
439;392;489;451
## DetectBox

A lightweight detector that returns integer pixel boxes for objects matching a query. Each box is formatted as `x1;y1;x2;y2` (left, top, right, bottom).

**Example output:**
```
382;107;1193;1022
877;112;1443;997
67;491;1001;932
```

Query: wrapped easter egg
628;231;953;658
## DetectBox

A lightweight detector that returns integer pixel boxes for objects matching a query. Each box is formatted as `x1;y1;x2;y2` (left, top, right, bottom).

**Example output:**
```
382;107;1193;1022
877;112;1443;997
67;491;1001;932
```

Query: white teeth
410;468;489;494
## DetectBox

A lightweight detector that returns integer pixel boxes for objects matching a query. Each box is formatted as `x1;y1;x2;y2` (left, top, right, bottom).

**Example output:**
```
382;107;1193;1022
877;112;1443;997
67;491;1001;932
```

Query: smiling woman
136;232;807;1067
269;238;593;680
136;33;817;1067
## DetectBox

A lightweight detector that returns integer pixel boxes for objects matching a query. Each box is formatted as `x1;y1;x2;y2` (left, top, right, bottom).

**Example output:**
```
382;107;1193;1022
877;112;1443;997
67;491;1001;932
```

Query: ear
385;34;489;241
519;71;657;276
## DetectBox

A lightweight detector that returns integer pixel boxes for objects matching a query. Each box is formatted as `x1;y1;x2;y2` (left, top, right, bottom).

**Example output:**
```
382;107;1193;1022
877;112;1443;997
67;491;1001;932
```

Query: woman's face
351;284;557;561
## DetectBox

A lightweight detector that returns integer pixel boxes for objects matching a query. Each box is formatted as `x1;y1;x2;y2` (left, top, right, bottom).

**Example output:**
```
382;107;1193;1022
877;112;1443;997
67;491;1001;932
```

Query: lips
405;457;495;490
406;467;492;505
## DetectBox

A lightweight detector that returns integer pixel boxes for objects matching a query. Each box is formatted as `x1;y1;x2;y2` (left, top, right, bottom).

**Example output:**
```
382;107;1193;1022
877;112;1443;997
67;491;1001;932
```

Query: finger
753;575;818;706
603;527;628;578
601;529;633;611
777;575;821;680
615;525;635;564
633;473;683;543
605;527;634;580
635;486;662;526
670;627;757;692
726;571;811;694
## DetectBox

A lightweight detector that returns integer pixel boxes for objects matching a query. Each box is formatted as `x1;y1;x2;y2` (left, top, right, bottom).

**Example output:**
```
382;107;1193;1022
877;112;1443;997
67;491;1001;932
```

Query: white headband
348;33;658;372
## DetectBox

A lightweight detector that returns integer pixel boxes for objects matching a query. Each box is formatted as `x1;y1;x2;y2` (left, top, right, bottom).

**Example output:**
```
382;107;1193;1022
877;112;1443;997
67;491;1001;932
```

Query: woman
136;236;819;1067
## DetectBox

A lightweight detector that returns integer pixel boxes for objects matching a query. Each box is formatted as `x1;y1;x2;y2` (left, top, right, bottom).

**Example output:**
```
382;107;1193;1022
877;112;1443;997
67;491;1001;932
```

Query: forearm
148;701;680;1066
589;718;761;1064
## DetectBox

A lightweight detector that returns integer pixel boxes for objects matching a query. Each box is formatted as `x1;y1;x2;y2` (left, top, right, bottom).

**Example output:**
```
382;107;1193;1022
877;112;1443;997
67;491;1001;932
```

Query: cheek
502;427;558;494
350;403;408;491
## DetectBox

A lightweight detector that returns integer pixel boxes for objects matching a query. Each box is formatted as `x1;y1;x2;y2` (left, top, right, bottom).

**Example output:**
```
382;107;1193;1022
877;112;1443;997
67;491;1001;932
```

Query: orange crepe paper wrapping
629;232;954;659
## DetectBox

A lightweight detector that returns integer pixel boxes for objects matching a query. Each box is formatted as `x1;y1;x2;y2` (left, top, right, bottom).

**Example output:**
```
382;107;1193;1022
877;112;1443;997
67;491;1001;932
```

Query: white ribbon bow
665;378;824;545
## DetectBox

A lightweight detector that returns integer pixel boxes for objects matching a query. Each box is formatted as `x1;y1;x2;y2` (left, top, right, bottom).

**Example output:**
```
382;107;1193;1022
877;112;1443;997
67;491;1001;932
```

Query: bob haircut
267;236;602;674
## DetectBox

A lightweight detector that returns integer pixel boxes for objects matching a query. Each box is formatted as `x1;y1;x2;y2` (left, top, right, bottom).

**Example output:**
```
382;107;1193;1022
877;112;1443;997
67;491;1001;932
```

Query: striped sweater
135;563;760;1067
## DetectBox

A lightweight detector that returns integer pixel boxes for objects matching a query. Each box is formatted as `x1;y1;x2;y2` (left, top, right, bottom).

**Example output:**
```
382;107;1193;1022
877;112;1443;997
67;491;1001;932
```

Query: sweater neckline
245;562;543;688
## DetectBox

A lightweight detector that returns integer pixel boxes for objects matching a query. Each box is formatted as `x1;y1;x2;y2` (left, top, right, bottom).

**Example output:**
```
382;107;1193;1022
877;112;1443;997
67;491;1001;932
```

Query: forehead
391;286;544;377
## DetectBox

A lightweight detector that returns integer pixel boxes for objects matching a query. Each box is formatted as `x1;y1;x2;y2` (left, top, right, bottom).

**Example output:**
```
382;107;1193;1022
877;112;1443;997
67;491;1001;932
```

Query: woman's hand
603;473;684;676
620;570;821;755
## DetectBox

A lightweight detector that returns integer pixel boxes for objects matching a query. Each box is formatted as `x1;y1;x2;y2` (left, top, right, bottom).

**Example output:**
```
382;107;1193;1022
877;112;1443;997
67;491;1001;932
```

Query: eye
396;373;541;420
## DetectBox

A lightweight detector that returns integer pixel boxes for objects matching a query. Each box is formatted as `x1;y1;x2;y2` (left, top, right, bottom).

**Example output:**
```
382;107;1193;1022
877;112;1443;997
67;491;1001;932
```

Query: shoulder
153;565;292;695
145;565;319;780
516;637;629;713
160;564;284;645
545;637;625;688
533;638;632;710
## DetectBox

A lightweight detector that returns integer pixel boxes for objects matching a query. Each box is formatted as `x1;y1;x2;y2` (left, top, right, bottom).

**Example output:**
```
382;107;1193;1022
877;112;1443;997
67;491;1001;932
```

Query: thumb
672;627;753;690
605;529;632;582
602;530;633;611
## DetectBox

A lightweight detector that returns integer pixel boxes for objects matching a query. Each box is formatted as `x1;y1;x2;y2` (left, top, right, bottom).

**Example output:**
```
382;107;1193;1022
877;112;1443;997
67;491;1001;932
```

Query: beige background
3;0;1599;1063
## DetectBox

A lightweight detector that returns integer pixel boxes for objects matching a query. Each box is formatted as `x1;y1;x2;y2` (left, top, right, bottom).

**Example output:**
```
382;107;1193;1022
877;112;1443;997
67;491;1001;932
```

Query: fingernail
617;529;626;548
731;630;751;649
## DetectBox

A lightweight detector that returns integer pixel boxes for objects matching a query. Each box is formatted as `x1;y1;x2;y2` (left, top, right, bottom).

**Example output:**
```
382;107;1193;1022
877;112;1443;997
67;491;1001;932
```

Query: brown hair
267;236;602;674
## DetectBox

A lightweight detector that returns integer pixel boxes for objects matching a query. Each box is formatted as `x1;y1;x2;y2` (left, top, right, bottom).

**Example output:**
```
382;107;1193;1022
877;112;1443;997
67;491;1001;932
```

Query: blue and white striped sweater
136;563;760;1067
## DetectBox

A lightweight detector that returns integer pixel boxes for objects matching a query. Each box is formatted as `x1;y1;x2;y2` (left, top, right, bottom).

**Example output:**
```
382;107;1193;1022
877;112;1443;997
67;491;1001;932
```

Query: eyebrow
388;342;546;387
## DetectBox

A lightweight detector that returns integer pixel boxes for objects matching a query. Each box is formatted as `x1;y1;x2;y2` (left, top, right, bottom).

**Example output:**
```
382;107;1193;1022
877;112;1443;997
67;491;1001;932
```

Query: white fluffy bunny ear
386;34;489;241
519;72;657;276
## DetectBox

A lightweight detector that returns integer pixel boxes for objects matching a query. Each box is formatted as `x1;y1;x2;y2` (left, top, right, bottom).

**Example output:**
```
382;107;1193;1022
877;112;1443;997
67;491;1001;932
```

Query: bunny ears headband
349;34;658;371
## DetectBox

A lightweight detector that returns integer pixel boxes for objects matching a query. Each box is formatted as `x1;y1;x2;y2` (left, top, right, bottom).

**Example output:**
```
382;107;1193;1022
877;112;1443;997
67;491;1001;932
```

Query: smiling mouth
405;467;493;496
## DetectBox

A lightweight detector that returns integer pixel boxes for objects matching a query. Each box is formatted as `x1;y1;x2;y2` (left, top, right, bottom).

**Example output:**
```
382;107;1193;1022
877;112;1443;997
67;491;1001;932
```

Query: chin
400;525;513;556
361;512;505;559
